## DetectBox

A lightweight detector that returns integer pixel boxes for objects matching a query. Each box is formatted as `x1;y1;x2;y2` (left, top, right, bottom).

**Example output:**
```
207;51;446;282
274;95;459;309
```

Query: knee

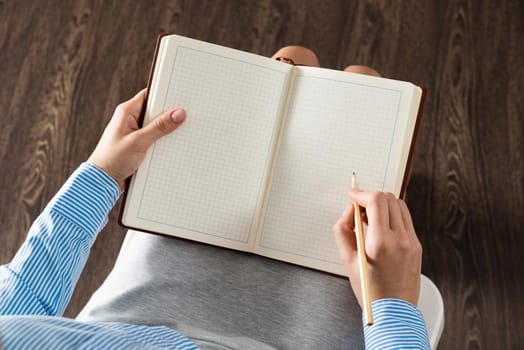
271;45;320;67
343;65;381;77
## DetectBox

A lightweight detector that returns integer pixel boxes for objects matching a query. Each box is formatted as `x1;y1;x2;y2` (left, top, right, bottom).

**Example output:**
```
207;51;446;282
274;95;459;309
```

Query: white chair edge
418;274;445;349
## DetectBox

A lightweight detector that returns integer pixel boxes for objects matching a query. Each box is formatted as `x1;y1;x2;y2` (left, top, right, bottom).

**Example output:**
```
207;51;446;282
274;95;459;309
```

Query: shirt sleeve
363;298;431;349
0;163;121;317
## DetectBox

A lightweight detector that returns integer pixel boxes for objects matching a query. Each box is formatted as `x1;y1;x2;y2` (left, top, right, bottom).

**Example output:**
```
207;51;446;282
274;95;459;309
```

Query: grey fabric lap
76;230;364;349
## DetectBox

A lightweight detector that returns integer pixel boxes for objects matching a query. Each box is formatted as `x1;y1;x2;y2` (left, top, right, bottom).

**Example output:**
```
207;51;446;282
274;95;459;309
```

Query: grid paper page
137;46;287;243
259;75;402;263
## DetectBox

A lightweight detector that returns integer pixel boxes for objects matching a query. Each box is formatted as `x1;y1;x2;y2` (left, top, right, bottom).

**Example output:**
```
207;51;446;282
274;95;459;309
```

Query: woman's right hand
333;189;422;307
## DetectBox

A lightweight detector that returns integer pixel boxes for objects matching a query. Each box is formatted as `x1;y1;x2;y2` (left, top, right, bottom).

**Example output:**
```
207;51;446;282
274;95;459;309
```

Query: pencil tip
352;171;356;176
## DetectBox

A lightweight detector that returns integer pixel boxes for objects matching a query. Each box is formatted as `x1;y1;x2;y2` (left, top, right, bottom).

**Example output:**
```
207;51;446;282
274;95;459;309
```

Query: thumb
333;205;358;263
137;108;186;146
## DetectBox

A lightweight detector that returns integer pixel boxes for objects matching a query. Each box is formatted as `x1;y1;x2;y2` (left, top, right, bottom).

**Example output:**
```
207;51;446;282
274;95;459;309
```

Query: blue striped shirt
0;163;430;349
365;299;430;349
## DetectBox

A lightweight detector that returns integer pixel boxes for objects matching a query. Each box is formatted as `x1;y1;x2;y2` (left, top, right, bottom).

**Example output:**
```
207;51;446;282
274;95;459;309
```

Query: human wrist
86;157;125;190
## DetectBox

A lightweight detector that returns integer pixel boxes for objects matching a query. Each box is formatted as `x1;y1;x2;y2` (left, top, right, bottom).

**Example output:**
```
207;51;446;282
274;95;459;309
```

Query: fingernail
171;109;186;123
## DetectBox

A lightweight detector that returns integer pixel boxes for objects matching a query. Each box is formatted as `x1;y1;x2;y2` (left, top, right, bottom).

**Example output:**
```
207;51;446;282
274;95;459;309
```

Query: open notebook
120;34;425;276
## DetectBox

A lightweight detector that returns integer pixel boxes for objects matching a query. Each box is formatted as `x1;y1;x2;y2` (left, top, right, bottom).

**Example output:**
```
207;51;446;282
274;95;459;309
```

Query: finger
348;189;389;230
121;89;147;120
333;205;357;263
385;192;406;232
135;108;186;147
334;204;356;237
399;200;417;241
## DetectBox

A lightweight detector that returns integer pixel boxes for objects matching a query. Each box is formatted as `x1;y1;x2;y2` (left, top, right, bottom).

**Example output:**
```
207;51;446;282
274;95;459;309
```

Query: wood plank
0;1;522;348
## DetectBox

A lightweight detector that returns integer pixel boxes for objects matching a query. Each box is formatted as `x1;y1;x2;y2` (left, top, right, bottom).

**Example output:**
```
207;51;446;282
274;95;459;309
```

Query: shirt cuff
47;162;121;236
363;298;431;349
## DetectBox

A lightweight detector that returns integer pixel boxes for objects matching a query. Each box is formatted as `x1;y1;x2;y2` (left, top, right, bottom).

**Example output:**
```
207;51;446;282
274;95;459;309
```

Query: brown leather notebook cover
400;84;427;200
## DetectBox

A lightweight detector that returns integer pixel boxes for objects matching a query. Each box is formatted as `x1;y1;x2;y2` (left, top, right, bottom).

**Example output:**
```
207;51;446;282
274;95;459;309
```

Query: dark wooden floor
1;0;523;348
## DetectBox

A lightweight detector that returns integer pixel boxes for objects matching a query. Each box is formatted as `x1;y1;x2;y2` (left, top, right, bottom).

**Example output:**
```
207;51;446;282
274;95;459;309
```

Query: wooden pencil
352;172;374;325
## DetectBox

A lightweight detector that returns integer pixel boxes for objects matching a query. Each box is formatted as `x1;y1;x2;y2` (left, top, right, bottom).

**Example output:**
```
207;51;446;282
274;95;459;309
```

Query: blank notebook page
259;73;403;264
136;46;288;243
